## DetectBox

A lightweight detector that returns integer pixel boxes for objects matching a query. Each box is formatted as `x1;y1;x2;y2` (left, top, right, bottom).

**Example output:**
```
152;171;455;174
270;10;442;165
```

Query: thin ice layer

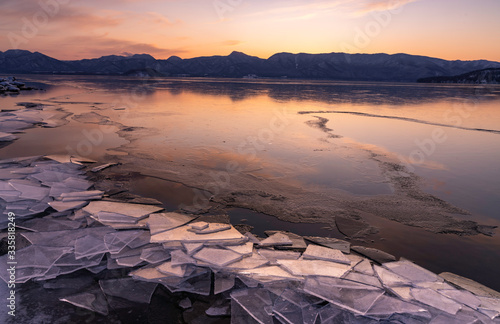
193;247;243;267
278;259;352;278
147;212;195;235
302;244;351;264
304;276;385;315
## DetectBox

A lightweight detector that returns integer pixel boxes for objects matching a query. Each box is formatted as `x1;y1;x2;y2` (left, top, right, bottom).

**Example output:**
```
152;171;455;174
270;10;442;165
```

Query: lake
2;74;500;291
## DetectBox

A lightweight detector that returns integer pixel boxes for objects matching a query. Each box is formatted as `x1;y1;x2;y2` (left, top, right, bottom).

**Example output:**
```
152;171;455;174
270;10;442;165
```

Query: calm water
2;75;500;290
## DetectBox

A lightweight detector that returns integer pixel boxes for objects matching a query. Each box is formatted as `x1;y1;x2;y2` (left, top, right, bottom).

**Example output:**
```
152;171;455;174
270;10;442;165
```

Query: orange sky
1;0;499;61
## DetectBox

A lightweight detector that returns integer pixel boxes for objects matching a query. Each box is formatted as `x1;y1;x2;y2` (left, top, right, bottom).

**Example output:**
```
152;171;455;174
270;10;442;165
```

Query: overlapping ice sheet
2;155;500;323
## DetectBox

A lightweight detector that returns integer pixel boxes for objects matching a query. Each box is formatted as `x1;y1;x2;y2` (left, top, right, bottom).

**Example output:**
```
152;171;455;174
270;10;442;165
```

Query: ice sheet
303;276;385;315
193;247;243;267
150;224;246;244
278;259;352;278
259;233;293;247
302;244;351;264
410;288;462;315
84;200;163;219
99;278;157;303
147;212;195;235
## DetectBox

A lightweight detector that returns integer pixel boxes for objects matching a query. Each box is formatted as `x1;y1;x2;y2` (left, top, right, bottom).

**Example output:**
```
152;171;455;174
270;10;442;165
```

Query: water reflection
3;74;500;291
21;74;500;105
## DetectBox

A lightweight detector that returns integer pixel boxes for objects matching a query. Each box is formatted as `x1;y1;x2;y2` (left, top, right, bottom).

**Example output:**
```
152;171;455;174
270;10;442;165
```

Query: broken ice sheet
390;286;413;302
224;242;254;256
373;265;412;288
214;272;235;294
304;276;385;315
259;232;293;247
8;180;50;201
30;170;74;184
265;231;307;250
272;297;303;324
62;177;92;190
74;229;115;259
278;259;352;278
147;212;195;235
60;190;104;201
84;200;163;219
98;218;149;230
130;266;172;282
257;249;301;266
168;268;212;296
104;230;144;254
189;221;209;230
352;259;374;276
187;222;231;234
17;217;83;232
439;272;500;299
54;251;104;268
49;183;80;198
410;288;462;315
15;245;71;269
383;260;442;283
183;242;204;255
302;244;350;264
351;246;396;264
225;252;270;270
244;232;261;244
170;249;197;266
99;278;157;304
44;155;73;164
272;290;323;323
0;169;27;180
126;230;151;249
60;290;109;316
91;162;118;173
477;296;500;319
365;294;430;320
238;266;303;283
114;252;145;267
437;289;481;309
150;224;246;245
140;245;171;264
231;288;274;324
156;261;188;277
0;189;22;202
43;275;95;290
48;200;88;212
343;271;382;288
193;247;243;267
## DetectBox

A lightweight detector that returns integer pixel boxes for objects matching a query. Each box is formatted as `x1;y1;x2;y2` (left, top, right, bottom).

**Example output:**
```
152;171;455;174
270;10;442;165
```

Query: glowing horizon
1;0;499;62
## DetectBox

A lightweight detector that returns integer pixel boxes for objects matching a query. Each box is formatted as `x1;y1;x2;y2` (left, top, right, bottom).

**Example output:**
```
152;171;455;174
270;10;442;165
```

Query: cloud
143;12;182;26
48;34;188;59
246;0;419;19
0;1;124;31
220;40;242;46
354;0;419;15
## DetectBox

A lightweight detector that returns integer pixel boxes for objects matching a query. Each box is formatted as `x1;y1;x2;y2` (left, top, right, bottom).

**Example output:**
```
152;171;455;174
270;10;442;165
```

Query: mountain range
418;68;500;84
1;49;500;82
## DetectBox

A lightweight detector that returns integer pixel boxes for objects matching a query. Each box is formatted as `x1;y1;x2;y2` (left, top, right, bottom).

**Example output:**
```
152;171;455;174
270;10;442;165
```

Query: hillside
1;49;500;82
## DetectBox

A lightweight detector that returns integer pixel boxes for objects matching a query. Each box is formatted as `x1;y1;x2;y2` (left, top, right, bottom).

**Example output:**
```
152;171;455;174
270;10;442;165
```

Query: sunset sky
0;0;499;61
